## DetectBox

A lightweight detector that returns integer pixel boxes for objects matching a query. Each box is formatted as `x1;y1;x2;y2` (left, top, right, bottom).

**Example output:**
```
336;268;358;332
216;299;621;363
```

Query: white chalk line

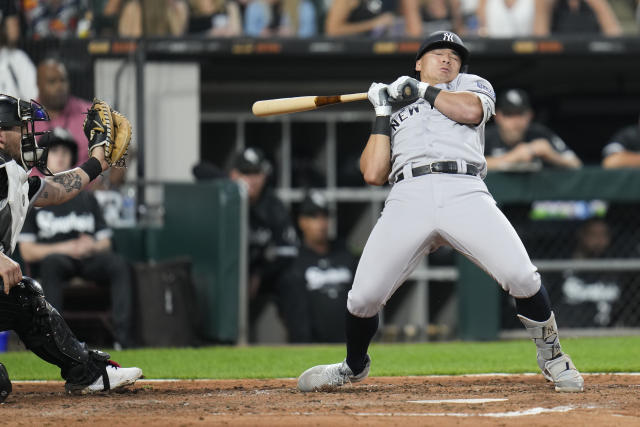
352;405;575;418
408;398;508;404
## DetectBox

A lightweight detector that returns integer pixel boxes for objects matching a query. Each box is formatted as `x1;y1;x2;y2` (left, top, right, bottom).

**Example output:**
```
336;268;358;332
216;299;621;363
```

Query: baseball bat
251;83;416;117
252;93;367;117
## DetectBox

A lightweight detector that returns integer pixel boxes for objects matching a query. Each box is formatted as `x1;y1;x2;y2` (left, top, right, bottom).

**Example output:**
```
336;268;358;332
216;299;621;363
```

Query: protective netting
500;201;640;329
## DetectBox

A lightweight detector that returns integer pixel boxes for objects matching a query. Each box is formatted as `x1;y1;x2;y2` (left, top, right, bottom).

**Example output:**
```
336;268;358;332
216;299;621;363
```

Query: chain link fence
501;201;640;330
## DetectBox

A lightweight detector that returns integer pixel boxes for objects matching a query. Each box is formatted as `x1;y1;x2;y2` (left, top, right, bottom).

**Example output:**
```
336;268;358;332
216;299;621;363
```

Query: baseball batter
298;31;584;393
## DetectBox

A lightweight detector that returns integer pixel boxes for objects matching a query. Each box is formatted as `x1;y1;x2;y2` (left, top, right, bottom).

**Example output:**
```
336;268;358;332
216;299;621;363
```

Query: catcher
0;93;140;402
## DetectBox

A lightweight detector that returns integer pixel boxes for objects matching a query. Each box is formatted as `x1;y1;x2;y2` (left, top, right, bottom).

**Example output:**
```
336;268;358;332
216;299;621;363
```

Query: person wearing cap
17;128;134;349
229;147;299;340
297;31;584;393
602;113;640;168
485;88;582;171
277;192;358;343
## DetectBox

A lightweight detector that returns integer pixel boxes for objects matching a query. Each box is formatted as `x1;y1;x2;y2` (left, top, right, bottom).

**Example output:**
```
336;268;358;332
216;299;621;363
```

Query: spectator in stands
18;129;134;349
556;218;622;327
459;0;480;33
485;89;582;171
81;0;125;37
544;0;622;36
324;0;422;37
602;113;640;168
572;218;612;259
188;0;242;36
0;0;20;45
244;0;317;37
228;147;299;339
476;0;549;37
22;0;83;39
0;18;38;99
277;192;357;343
419;0;466;35
35;57;91;168
118;0;189;37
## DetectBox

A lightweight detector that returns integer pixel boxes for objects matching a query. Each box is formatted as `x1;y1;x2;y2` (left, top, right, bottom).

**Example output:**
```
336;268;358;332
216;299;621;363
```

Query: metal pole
135;41;145;184
236;183;249;346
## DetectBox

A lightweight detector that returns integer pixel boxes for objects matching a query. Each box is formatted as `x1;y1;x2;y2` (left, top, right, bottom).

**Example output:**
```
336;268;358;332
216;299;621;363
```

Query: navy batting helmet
415;31;470;75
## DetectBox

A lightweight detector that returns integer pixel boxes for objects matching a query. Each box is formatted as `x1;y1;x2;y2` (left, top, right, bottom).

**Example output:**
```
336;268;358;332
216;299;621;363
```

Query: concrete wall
94;60;199;182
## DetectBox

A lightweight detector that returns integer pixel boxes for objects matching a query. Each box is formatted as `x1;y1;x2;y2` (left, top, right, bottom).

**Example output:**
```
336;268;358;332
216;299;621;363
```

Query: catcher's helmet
415;31;470;75
0;94;50;172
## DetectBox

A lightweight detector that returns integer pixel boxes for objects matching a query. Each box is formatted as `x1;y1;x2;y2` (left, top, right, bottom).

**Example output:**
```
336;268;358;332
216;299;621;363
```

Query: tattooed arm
33;147;109;207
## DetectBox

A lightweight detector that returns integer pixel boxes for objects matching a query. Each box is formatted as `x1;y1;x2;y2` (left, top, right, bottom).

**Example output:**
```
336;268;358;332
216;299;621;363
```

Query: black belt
396;161;479;182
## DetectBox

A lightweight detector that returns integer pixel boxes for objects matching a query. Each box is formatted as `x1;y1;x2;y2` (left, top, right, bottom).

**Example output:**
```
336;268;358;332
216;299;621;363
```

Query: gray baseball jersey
346;73;541;319
388;73;496;183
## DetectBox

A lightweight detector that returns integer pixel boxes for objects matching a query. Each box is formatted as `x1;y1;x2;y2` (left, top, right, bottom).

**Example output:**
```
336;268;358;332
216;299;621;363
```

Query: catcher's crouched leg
10;277;140;393
0;362;11;403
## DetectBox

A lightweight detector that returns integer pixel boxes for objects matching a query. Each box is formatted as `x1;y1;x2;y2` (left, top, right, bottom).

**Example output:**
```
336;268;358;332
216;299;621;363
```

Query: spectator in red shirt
35;58;91;170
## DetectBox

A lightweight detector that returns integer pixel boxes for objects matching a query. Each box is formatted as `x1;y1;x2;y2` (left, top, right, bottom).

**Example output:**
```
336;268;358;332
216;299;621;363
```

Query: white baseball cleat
67;362;143;394
542;354;584;392
297;356;370;392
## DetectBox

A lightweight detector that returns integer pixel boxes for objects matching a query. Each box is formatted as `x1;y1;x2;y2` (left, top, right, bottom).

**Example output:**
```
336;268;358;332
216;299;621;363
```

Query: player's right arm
360;83;392;186
33;147;109;207
0;252;22;294
360;134;391;185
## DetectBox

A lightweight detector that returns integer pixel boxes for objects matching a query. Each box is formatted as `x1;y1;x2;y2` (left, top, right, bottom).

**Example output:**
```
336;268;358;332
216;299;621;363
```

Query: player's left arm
432;91;485;125
387;76;494;125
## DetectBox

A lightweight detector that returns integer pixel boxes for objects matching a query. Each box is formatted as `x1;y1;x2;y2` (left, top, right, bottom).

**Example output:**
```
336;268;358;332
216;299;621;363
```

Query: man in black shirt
278;192;357;343
18;128;134;349
485;89;582;171
602;114;640;168
229;147;298;339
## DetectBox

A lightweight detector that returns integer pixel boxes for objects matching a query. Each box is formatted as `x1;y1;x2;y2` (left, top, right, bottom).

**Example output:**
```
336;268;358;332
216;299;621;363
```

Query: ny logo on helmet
442;32;455;42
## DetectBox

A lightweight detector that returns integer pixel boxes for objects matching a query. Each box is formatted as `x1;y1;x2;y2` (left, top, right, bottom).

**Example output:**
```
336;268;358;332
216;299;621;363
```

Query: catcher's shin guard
518;312;584;392
10;277;107;386
0;362;11;403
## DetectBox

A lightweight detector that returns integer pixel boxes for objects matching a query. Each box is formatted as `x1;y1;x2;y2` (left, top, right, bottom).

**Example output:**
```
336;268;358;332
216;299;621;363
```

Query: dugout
15;36;640;343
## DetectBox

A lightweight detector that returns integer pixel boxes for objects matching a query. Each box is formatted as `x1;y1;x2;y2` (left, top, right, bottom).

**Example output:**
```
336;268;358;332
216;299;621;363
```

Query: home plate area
4;374;639;426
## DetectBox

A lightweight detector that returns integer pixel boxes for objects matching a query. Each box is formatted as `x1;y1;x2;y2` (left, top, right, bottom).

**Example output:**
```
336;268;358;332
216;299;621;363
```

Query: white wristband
375;105;392;116
417;82;429;99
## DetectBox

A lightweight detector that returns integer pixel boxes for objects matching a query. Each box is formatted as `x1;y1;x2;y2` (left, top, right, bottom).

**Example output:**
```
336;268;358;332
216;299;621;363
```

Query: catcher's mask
0;94;51;173
414;31;470;79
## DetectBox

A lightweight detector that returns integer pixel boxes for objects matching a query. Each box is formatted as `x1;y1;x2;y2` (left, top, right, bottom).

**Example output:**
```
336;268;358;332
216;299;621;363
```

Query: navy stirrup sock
515;285;552;322
345;310;378;375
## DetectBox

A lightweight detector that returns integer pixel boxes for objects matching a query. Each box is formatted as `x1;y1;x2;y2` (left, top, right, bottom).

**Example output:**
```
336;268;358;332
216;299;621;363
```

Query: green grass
2;336;639;380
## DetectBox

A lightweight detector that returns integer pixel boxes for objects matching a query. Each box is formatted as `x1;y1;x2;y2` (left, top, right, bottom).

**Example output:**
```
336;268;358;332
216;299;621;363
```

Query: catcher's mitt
83;98;131;167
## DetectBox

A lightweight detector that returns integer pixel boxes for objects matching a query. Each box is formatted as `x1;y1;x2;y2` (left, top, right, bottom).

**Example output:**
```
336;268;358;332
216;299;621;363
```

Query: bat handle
401;81;417;99
386;81;419;103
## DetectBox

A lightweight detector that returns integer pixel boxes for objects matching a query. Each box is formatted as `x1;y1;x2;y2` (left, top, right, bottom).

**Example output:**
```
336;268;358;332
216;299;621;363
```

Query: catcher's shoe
0;362;12;403
66;362;142;394
297;355;370;392
542;354;584;392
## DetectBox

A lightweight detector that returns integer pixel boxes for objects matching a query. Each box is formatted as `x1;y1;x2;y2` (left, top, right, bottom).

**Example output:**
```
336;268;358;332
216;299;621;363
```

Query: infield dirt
2;374;638;426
